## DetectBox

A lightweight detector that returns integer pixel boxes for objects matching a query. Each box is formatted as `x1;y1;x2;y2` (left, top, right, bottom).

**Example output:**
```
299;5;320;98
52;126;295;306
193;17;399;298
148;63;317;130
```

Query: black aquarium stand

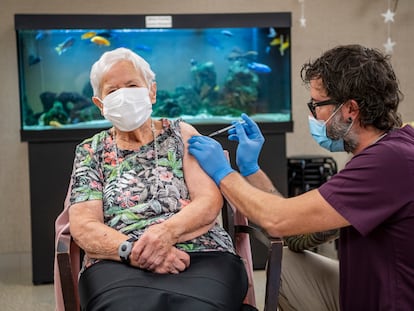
28;140;81;284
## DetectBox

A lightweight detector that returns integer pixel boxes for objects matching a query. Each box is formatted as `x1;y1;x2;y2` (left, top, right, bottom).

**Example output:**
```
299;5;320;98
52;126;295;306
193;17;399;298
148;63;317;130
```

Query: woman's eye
107;89;116;94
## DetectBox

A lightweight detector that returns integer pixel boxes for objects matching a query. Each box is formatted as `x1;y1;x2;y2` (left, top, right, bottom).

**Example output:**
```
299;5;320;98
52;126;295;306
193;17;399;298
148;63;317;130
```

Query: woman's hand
130;242;190;274
148;247;190;274
129;222;189;272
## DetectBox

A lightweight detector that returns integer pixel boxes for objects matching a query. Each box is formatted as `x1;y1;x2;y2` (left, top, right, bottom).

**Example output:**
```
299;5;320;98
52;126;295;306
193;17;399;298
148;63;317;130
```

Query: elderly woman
68;48;248;310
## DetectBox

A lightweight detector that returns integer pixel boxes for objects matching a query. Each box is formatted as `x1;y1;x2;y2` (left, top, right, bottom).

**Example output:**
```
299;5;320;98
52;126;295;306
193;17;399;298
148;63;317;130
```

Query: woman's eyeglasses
307;99;338;118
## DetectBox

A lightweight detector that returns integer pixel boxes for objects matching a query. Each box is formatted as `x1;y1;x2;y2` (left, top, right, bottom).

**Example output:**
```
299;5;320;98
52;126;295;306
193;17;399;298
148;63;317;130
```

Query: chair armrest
56;233;79;311
264;237;283;311
235;225;283;311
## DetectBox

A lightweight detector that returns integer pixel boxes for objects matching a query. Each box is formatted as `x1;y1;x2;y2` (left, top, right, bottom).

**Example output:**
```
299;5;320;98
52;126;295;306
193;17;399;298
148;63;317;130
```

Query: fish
55;37;75;55
227;48;258;62
28;54;42;66
244;50;258;60
270;37;281;46
279;36;290;56
49;120;63;127
247;62;272;74
221;30;234;37
268;27;277;38
81;31;96;40
90;35;110;46
135;44;152;52
35;31;47;41
267;34;290;56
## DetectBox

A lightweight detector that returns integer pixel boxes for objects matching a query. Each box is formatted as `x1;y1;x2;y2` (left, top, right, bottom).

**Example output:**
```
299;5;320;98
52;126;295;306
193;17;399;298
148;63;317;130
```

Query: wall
1;0;413;254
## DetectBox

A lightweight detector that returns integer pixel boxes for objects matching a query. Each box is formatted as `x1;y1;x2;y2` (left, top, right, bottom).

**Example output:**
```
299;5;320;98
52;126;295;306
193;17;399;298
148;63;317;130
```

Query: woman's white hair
90;47;156;96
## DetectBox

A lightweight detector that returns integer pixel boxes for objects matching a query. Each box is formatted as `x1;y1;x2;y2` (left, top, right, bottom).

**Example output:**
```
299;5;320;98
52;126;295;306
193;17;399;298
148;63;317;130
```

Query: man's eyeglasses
307;99;338;118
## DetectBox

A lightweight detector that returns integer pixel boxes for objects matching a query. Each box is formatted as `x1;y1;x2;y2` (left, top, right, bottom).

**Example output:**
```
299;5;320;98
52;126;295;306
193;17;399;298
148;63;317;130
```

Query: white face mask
100;87;152;131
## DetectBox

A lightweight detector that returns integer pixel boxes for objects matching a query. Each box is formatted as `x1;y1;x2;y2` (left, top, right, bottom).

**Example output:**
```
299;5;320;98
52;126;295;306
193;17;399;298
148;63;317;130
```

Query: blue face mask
308;115;345;152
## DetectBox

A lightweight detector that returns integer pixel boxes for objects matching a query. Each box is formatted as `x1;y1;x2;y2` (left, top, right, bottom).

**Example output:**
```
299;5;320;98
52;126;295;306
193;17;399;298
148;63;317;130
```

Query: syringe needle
208;121;245;137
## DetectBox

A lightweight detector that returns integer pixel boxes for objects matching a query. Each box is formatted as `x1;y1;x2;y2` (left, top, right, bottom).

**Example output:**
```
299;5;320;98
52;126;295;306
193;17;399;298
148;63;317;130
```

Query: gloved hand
188;136;235;186
228;113;264;176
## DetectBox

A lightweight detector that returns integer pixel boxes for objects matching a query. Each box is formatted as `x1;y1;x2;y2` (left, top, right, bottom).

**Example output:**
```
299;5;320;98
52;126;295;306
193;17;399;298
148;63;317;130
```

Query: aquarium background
15;13;292;141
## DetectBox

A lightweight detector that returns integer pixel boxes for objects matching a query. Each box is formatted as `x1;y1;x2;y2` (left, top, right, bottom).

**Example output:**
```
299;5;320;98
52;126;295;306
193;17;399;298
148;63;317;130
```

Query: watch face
120;243;130;252
118;240;134;263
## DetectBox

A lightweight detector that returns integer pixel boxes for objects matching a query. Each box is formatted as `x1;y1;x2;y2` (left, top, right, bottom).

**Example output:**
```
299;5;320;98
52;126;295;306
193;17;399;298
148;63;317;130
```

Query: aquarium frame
15;13;293;142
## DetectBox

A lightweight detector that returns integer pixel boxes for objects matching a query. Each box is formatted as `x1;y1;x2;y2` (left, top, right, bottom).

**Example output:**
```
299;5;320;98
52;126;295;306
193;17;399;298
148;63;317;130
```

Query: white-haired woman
68;48;249;310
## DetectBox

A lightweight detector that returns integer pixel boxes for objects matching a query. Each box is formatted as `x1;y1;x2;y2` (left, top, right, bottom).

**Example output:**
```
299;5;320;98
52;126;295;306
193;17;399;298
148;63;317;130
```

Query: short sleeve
70;136;105;205
319;141;411;235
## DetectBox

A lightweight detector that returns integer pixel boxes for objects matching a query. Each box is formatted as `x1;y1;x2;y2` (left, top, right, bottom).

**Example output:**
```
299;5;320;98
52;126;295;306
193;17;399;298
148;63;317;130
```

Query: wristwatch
118;237;137;264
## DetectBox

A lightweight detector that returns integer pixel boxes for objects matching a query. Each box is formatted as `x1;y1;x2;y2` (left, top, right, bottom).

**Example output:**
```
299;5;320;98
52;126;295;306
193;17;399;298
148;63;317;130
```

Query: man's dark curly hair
300;44;403;130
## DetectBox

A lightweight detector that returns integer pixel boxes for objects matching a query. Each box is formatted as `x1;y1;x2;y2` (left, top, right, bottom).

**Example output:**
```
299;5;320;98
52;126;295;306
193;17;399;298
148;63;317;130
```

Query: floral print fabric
70;119;235;265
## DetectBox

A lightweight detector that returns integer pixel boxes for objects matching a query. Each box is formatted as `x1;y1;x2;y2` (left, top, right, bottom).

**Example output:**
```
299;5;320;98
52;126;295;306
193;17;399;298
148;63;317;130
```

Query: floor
0;252;267;311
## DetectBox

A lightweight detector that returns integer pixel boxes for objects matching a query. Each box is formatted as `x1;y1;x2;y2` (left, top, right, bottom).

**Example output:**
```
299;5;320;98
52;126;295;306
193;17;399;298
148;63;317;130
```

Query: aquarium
15;13;292;142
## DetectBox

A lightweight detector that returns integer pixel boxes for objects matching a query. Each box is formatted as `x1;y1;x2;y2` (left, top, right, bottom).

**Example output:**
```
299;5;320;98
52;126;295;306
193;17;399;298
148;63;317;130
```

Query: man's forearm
219;171;285;237
245;169;282;196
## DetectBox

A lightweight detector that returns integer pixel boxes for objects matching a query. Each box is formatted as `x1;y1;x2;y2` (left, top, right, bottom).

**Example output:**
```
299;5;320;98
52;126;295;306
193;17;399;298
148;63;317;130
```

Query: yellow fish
90;36;110;46
49;120;62;127
270;37;281;46
279;36;290;56
81;31;96;40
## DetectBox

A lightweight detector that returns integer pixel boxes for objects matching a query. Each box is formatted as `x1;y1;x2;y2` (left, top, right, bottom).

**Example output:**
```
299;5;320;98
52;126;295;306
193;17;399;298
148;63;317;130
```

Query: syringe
208;120;246;137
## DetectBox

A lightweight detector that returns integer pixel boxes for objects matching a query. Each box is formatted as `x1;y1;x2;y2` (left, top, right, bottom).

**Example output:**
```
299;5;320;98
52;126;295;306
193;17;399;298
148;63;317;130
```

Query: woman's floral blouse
70;119;235;270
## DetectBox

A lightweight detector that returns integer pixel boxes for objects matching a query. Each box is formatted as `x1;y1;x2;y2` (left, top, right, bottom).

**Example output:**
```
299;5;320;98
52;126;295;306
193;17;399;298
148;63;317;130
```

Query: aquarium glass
15;13;292;141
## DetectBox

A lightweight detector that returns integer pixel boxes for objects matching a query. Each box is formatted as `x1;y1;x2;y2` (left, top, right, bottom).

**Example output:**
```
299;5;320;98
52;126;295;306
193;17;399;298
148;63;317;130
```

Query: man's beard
327;113;358;153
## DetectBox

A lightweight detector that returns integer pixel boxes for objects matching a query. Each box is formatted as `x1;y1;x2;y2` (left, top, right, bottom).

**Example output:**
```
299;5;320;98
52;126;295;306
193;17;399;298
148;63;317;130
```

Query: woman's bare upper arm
69;200;104;229
179;122;222;200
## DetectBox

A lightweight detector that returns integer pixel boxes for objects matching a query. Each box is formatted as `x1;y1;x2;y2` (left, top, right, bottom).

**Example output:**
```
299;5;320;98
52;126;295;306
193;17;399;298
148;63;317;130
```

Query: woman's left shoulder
169;119;199;137
180;121;199;134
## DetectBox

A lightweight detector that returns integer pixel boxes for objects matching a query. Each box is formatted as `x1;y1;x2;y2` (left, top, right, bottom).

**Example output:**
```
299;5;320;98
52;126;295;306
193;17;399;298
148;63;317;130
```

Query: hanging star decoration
384;37;396;54
382;0;398;54
299;0;306;28
382;9;395;23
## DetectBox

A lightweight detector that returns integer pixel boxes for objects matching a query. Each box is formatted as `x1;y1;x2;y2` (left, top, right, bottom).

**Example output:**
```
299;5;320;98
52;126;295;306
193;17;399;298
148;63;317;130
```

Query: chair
221;200;284;311
55;190;283;311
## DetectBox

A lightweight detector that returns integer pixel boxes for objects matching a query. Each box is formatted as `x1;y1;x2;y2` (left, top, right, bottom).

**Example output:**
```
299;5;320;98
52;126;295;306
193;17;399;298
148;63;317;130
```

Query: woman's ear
149;82;157;104
92;97;104;114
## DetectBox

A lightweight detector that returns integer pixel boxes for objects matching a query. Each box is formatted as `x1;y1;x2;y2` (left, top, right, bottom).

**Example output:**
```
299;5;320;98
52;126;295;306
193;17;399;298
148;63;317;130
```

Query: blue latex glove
228;113;264;176
188;136;235;186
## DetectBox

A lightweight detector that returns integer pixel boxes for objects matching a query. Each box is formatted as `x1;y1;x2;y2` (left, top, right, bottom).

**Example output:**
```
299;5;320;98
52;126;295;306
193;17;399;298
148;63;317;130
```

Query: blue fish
55;37;75;55
28;54;42;66
267;27;277;38
221;30;234;37
135;44;152;52
247;62;272;73
35;31;47;41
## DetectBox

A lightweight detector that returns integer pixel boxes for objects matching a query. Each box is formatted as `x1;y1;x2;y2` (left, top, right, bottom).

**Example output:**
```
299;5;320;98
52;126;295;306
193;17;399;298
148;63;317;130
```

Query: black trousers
79;251;249;311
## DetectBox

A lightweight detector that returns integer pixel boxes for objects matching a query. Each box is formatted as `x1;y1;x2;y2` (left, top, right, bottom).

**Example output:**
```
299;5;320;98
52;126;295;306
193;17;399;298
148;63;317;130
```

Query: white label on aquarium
145;16;173;28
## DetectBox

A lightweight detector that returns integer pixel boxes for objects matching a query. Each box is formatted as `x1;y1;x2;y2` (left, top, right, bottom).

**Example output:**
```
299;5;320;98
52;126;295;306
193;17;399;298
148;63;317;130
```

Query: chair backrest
54;177;80;311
